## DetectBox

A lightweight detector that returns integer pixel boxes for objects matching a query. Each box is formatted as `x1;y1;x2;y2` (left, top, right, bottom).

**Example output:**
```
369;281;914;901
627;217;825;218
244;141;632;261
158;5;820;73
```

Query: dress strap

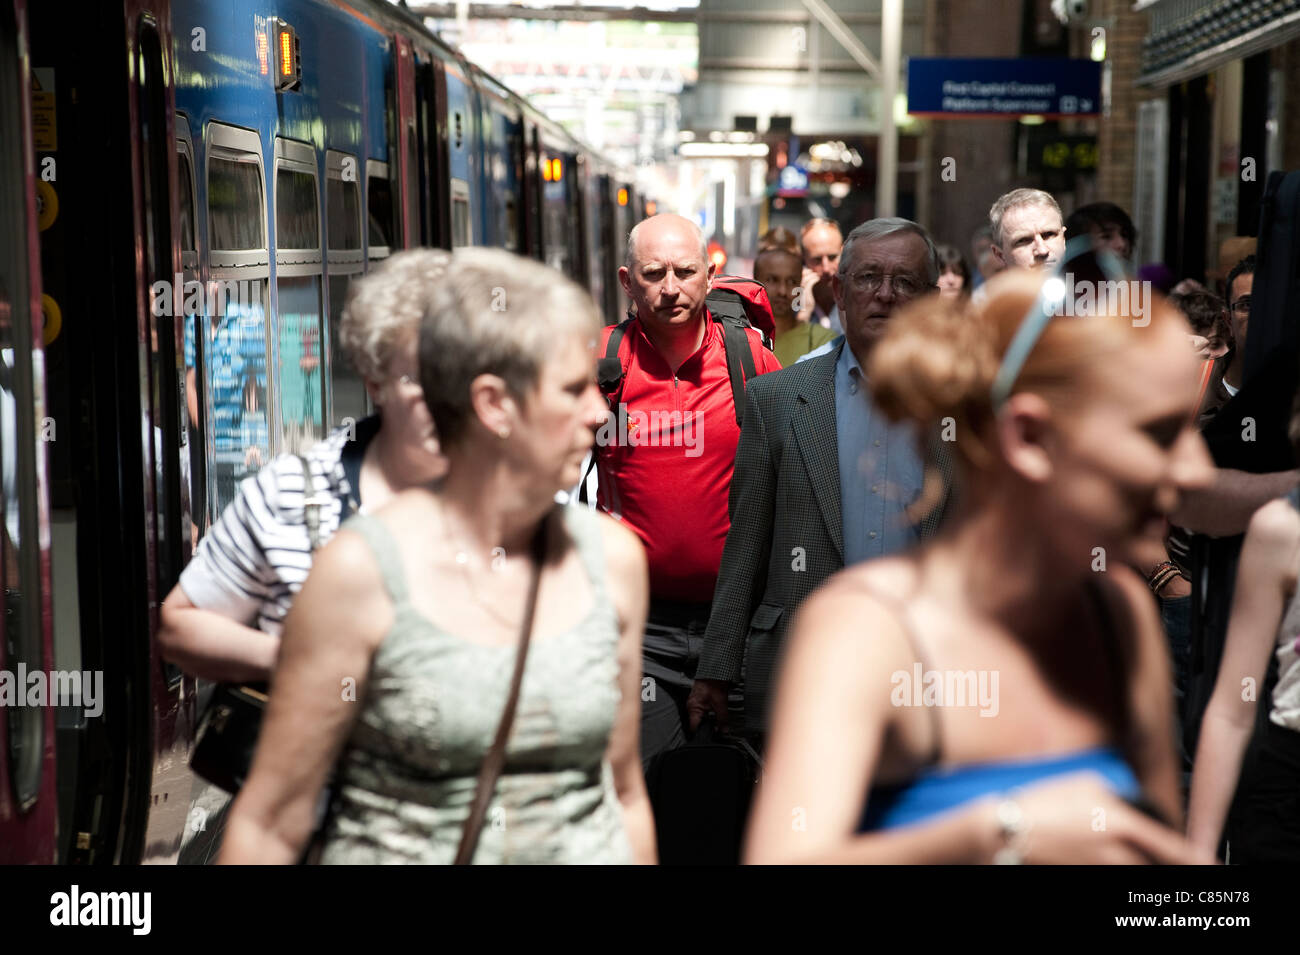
339;512;411;607
854;581;944;767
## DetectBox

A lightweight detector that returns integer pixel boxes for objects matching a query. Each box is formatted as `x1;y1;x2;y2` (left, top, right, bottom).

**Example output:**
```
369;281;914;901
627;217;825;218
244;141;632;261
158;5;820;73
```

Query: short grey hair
989;188;1063;248
625;214;709;271
419;247;601;447
837;217;941;284
340;248;453;384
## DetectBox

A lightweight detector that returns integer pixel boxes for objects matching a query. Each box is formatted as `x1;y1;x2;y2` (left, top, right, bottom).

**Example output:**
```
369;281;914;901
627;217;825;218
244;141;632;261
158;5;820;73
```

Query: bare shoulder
295;523;391;652
816;555;922;607
592;509;647;575
787;557;920;673
1247;496;1300;550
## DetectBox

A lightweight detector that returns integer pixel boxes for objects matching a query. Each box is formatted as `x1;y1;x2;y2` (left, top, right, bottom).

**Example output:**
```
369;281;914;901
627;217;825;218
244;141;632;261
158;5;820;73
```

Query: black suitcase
645;718;762;866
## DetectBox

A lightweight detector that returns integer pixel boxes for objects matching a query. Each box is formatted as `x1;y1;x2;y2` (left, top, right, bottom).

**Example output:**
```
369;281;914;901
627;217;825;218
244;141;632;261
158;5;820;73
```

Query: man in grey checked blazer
688;219;955;741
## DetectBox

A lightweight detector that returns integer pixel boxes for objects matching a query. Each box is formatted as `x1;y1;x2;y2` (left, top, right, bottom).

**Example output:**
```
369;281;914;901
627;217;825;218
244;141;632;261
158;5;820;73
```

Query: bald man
594;214;781;800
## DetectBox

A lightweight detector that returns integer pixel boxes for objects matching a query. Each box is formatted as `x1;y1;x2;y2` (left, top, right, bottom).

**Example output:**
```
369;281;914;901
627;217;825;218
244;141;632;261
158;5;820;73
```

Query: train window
276;168;319;252
366;160;394;258
274;139;325;454
275;277;325;452
327;181;361;252
206;124;271;511
209;157;266;252
451;178;471;248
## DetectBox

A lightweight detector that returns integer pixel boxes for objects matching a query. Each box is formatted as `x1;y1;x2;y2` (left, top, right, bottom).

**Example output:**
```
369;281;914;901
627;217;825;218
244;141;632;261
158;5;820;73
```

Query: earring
498;427;511;439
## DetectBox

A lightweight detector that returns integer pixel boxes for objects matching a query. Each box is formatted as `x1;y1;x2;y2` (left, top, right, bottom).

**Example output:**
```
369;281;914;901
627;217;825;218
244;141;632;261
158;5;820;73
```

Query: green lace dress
317;506;633;864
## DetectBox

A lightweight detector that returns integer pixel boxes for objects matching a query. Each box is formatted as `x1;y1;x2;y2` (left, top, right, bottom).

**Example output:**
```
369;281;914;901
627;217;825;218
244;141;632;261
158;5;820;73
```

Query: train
0;0;641;863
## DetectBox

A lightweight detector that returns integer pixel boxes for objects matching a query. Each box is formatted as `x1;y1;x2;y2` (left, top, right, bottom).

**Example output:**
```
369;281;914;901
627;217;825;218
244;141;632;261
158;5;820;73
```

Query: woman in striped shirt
159;250;452;682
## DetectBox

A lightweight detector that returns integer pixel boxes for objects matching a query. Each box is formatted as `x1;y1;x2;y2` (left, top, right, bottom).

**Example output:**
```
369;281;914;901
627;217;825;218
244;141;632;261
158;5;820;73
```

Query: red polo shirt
594;313;782;603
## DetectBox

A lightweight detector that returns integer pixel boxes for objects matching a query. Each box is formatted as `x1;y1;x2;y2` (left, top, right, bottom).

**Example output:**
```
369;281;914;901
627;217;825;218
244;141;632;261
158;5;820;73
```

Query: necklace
431;497;520;628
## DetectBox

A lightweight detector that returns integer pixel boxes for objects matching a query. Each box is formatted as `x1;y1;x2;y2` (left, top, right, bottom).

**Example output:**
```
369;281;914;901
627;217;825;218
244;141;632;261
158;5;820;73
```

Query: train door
29;0;196;863
522;121;543;262
0;0;58;864
415;53;451;251
393;34;419;251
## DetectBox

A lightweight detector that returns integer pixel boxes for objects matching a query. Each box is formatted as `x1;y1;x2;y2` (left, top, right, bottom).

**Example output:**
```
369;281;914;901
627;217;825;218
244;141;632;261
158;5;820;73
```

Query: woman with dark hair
935;244;970;300
220;248;656;864
1066;202;1137;262
745;262;1216;864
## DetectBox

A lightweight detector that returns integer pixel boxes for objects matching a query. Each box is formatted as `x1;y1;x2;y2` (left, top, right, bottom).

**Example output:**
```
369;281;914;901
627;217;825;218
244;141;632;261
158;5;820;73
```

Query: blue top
834;343;925;566
859;745;1140;832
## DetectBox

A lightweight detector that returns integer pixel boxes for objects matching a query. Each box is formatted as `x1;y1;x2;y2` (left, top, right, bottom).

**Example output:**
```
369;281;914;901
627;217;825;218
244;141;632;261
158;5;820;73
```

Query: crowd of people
164;184;1300;865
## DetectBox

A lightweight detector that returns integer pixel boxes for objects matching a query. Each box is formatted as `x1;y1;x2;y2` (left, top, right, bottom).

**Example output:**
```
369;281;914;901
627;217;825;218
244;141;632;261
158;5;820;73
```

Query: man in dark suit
688;218;954;743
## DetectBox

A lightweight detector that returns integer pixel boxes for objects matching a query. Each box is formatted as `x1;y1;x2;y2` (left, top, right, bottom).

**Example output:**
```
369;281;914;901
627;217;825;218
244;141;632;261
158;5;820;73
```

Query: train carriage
0;0;637;864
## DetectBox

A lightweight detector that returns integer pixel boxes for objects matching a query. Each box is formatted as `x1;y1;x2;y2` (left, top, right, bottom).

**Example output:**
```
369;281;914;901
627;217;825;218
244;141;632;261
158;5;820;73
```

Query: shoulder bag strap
453;508;552;864
295;454;327;553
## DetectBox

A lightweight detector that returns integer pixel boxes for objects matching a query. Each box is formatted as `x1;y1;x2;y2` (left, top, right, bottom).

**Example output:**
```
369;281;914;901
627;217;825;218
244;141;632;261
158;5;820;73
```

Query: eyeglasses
990;235;1128;411
1230;296;1251;315
845;271;930;297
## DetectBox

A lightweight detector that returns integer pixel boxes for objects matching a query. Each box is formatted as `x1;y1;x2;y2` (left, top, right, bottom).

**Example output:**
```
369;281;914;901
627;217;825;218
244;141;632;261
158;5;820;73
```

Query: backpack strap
581;317;636;504
716;314;757;427
597;315;635;400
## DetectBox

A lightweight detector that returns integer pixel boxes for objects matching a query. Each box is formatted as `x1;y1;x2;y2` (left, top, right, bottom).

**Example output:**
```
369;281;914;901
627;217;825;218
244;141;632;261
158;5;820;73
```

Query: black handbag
646;716;763;866
189;455;333;795
189;682;269;793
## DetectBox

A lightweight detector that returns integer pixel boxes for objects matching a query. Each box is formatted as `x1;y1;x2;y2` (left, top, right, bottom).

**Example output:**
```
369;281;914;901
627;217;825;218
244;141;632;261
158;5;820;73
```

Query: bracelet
993;798;1032;864
1146;561;1183;595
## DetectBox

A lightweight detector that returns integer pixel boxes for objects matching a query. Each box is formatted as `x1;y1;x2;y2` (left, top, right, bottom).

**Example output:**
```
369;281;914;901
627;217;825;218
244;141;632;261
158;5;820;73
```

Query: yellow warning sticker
31;67;56;152
41;294;62;346
36;180;57;231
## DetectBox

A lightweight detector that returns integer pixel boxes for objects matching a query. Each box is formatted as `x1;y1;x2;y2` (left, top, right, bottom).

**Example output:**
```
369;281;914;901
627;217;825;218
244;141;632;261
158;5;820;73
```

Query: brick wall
1096;0;1157;208
917;0;1022;253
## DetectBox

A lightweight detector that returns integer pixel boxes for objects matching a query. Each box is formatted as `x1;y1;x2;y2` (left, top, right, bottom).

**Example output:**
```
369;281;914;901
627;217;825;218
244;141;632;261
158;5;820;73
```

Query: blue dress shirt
835;342;925;565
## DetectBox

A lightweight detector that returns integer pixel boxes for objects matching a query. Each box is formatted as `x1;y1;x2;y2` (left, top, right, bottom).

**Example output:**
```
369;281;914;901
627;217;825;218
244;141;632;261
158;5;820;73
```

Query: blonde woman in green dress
221;248;655;864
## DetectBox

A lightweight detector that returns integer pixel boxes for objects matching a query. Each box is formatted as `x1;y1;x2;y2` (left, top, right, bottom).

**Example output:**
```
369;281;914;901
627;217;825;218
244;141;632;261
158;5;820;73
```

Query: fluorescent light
679;143;770;158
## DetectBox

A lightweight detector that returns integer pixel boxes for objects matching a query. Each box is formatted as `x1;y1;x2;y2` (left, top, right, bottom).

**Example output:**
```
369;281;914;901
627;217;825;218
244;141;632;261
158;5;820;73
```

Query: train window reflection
328;273;368;429
327;176;360;250
206;280;270;512
276;276;325;453
209;157;265;251
368;173;394;252
276;168;319;251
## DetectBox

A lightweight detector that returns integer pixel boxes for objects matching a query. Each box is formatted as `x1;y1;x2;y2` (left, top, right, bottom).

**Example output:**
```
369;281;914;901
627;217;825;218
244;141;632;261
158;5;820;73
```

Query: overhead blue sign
907;58;1101;118
777;163;809;197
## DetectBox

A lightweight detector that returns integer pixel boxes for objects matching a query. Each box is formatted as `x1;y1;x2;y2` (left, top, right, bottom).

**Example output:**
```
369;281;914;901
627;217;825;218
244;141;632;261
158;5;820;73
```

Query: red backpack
705;275;776;345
